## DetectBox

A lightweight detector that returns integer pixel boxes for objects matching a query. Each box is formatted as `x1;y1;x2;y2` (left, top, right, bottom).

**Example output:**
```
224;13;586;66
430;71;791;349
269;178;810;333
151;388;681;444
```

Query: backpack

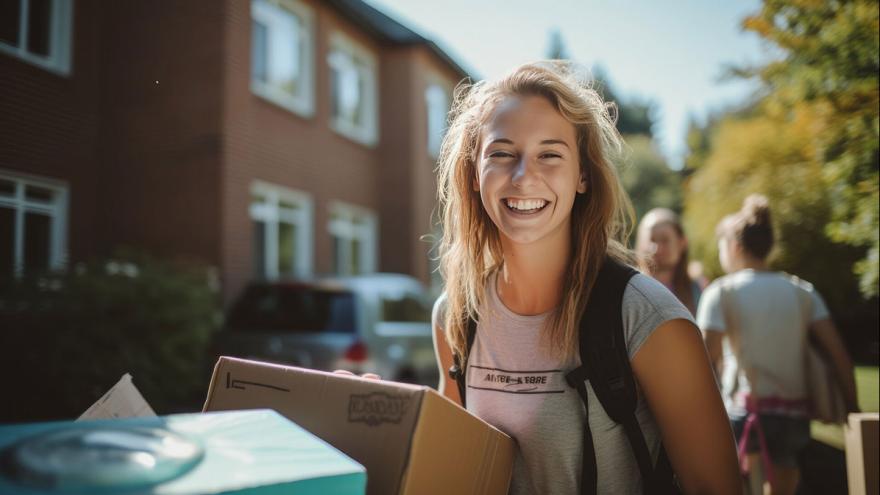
448;258;680;495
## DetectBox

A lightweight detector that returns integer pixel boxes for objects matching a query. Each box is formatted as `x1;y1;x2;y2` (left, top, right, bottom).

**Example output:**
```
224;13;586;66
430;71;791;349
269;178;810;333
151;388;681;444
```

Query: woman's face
475;94;584;246
644;223;686;271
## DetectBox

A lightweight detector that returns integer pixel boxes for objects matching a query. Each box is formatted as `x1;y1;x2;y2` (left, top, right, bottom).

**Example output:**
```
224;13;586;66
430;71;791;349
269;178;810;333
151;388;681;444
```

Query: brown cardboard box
845;412;879;495
203;357;515;495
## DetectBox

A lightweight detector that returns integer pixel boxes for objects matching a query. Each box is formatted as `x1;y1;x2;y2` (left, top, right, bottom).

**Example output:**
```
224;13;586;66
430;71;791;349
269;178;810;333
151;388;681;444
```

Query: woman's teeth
505;199;548;212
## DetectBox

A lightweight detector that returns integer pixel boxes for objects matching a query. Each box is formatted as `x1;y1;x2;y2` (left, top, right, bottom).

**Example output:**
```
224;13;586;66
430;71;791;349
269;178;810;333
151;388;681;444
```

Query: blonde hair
436;61;636;362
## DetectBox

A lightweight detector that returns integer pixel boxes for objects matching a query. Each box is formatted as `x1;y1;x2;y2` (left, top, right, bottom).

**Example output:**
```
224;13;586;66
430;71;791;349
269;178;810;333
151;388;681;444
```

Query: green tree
742;0;879;296
621;135;683;220
684;102;876;359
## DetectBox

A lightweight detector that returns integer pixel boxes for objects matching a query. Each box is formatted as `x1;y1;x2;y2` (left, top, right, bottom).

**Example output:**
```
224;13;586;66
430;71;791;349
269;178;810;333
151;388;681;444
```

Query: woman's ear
576;174;588;194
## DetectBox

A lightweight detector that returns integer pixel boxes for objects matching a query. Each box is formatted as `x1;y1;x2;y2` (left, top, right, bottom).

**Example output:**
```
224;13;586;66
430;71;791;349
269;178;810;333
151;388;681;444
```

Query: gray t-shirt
466;272;695;494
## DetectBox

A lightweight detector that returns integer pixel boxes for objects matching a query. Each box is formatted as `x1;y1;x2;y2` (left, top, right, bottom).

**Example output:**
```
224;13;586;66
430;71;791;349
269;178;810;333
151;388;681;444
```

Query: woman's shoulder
624;273;692;314
432;292;448;327
621;273;695;358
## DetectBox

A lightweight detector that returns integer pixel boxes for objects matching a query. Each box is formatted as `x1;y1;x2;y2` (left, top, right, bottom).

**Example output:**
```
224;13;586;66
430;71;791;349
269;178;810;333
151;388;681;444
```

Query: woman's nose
511;158;539;187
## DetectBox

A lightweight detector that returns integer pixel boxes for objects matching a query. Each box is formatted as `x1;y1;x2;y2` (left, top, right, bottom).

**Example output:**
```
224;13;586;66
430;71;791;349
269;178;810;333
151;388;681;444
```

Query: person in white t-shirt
697;194;859;495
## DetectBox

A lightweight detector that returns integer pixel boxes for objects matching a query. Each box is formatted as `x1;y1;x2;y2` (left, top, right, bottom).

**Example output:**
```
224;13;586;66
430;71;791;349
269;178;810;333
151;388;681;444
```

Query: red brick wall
219;0;386;304
98;0;224;267
0;1;102;264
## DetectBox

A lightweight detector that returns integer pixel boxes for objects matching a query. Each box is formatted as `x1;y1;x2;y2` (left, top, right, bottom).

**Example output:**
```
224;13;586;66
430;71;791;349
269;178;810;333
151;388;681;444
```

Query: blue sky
364;0;774;169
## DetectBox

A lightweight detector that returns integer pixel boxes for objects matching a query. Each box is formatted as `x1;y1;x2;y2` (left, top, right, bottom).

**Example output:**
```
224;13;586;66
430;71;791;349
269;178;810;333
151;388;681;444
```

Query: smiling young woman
432;61;740;494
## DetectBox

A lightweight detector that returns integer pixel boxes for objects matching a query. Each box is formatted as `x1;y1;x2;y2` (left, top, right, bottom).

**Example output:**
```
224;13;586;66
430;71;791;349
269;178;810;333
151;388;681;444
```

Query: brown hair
717;194;774;260
435;61;635;362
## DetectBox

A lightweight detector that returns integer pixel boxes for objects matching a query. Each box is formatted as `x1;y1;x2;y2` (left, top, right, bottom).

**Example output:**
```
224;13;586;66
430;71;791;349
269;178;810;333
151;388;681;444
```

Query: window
425;83;450;158
250;181;313;280
328;202;376;276
0;171;68;280
327;32;378;146
250;0;315;117
227;285;356;333
0;0;73;75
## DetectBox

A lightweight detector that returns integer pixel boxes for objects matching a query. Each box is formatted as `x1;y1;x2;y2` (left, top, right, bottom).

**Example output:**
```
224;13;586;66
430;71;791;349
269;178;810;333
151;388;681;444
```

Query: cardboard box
0;409;365;494
845;412;879;495
203;356;515;495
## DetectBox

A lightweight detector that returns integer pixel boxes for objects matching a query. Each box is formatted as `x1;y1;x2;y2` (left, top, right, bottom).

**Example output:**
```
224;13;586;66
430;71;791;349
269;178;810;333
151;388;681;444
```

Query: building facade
0;0;468;304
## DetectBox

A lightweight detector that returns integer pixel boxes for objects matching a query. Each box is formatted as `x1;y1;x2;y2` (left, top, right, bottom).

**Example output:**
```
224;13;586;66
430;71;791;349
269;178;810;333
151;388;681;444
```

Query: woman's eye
540;153;562;160
488;151;514;158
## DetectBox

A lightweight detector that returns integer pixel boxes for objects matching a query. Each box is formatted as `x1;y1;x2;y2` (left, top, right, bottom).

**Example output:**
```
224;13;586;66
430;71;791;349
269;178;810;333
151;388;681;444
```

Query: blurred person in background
697;194;859;495
636;208;702;315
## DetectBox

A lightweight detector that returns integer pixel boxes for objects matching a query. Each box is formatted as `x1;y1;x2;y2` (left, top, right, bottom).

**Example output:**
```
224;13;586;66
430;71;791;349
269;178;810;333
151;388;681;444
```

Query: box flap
204;357;425;495
399;389;514;495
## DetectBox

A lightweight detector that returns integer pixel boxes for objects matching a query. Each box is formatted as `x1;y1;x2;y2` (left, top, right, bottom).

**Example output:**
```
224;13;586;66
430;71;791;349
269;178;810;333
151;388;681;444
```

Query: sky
364;0;774;169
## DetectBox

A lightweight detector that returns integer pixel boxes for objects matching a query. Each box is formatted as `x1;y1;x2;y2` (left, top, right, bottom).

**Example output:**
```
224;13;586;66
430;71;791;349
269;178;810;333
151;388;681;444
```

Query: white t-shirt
466;272;695;494
696;270;830;417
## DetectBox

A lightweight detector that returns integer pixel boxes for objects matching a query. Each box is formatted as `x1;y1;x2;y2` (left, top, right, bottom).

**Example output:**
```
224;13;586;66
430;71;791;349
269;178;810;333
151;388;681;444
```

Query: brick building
0;0;470;304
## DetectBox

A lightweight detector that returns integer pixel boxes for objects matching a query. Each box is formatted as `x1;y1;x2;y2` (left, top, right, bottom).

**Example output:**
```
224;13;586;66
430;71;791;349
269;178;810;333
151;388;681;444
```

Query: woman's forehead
479;94;576;145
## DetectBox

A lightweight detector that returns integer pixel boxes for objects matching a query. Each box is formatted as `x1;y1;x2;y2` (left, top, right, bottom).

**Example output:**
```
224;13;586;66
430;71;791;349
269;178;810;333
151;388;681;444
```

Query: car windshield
226;285;357;333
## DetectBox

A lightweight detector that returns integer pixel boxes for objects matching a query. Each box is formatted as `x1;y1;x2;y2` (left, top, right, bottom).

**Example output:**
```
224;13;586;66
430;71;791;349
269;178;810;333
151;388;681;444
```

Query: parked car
211;273;439;386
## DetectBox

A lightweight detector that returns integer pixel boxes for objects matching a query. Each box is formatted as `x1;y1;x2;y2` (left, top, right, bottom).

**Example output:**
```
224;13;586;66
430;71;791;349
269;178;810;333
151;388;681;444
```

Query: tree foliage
742;0;880;296
684;102;876;358
621;135;683;221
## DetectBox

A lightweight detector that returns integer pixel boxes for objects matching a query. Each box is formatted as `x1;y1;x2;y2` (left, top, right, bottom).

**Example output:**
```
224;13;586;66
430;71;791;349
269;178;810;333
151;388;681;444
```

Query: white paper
77;373;157;421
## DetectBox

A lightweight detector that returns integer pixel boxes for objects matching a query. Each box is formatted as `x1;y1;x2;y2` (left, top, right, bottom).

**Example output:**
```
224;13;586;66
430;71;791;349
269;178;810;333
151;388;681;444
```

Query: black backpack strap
567;258;679;495
448;317;477;408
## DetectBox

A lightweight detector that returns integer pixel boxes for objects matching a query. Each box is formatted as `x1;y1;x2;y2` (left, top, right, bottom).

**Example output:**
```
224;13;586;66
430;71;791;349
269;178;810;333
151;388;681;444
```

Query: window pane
253;220;266;278
267;5;301;96
0;207;13;282
227;285;356;334
382;296;431;322
25;184;54;202
330;51;360;123
353;73;366;126
24;211;50;274
26;0;52;57
0;178;15;196
350;237;361;275
251;20;268;83
278;221;296;276
0;0;21;46
279;199;300;211
332;235;344;275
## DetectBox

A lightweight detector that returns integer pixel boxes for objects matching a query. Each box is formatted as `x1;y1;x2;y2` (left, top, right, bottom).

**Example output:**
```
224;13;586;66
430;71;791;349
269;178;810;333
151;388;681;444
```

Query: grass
810;366;879;450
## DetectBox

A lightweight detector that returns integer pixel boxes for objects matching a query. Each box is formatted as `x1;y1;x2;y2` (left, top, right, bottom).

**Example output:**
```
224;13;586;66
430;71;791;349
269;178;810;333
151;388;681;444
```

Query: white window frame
0;0;73;76
425;76;451;159
250;0;315;118
327;31;379;147
0;169;69;278
328;201;377;276
249;181;313;279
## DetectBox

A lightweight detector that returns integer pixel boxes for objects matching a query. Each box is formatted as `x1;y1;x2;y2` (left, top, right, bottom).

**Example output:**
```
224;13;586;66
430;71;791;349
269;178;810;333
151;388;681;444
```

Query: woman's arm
809;318;859;412
432;295;463;407
702;330;725;382
632;319;740;495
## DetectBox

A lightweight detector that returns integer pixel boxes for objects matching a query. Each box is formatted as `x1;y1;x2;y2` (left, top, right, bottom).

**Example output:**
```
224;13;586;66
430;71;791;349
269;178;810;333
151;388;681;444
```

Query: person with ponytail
636;208;701;315
697;194;859;495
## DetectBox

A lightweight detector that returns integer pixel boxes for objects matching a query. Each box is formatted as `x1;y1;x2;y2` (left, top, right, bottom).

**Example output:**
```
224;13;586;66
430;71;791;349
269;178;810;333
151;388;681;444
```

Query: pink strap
738;395;776;486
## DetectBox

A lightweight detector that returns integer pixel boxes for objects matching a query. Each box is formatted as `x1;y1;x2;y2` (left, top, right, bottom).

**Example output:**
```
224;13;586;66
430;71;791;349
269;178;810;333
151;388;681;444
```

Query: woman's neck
496;231;570;316
736;256;769;272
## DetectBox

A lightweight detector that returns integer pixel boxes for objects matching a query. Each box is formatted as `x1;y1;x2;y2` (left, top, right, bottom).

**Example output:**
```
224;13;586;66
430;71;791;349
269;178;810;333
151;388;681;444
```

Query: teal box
0;409;366;495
